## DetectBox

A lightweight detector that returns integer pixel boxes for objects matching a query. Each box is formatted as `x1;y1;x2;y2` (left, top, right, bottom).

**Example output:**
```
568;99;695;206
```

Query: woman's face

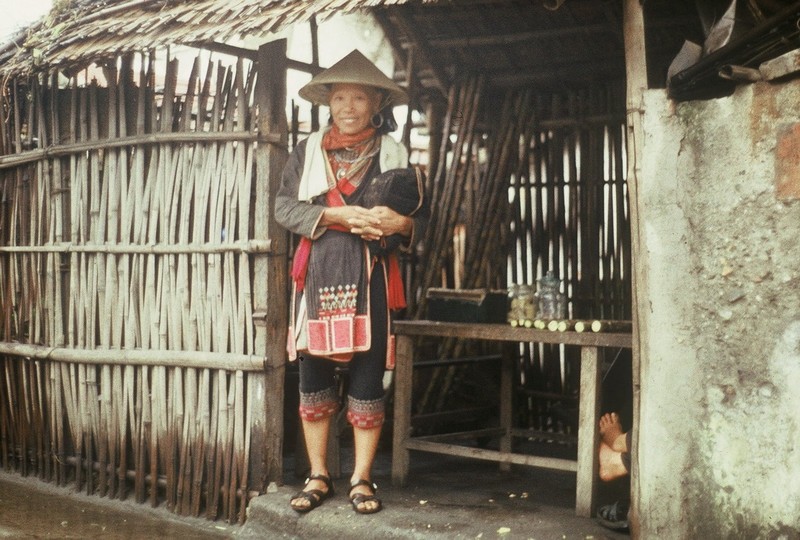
329;83;382;135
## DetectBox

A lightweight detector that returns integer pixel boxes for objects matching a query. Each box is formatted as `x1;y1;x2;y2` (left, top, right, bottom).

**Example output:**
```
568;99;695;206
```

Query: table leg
499;345;513;471
392;334;414;486
576;345;601;517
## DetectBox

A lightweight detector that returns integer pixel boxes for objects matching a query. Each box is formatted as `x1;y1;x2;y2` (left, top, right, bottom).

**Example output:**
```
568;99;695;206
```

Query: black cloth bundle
359;167;425;254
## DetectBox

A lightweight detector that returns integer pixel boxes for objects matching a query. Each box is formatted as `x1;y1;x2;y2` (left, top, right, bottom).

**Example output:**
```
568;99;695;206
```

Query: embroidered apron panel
302;230;371;360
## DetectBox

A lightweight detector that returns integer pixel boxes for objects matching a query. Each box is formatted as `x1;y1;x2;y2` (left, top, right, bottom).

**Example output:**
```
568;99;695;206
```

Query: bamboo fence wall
407;76;631;435
0;48;275;522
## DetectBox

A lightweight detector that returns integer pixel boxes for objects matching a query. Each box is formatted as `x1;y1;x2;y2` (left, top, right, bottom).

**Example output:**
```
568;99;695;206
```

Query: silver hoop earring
370;113;384;129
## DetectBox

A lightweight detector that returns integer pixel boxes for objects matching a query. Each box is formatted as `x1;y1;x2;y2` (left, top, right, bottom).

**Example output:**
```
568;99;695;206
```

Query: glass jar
537;271;563;320
507;284;521;326
507;284;536;326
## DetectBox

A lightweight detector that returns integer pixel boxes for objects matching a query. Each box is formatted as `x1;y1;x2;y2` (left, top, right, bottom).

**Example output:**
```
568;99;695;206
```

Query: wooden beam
0;130;276;170
426;24;613;48
372;9;410;79
489;63;626;88
0;240;271;255
198;41;322;75
404;439;579;472
391;8;450;97
253;38;289;489
0;342;266;371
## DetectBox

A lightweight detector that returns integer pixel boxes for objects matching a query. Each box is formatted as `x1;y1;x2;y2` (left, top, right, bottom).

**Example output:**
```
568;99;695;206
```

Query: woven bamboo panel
398;76;631;434
0;49;261;522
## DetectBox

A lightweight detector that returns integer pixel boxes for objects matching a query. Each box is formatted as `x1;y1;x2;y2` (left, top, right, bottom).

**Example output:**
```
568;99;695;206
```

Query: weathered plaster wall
637;81;800;539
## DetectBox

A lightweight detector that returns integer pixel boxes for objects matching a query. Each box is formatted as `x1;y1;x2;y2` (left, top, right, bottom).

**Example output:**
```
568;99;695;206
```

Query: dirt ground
0;443;631;540
0;471;233;539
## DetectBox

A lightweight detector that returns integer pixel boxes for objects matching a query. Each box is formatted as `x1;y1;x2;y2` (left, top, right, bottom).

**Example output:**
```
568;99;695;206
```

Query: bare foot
599;413;627;452
599;441;629;482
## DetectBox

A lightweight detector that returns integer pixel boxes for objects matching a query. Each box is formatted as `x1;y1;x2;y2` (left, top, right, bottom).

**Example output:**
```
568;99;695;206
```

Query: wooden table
391;320;632;517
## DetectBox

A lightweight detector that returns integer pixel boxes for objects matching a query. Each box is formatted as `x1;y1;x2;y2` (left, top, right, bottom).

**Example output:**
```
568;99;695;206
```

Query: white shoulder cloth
296;129;409;202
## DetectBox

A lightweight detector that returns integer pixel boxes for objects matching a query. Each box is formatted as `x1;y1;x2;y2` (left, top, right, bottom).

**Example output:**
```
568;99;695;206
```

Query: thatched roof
0;0;700;88
2;0;798;101
0;0;414;76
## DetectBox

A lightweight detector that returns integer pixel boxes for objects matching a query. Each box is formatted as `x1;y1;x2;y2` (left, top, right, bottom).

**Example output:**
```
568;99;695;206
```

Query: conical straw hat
299;49;408;107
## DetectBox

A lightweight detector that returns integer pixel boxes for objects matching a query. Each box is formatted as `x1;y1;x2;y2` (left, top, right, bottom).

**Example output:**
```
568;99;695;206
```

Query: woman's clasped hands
323;205;412;241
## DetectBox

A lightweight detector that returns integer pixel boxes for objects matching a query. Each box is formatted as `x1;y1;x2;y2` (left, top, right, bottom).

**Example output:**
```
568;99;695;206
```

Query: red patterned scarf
322;124;376;150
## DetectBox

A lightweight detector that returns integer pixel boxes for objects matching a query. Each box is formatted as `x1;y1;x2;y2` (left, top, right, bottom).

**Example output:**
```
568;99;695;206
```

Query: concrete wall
636;81;800;538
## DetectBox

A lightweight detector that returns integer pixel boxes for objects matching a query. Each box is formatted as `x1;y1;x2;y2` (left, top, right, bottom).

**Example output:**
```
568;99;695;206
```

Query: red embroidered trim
299;387;339;422
346;396;385;429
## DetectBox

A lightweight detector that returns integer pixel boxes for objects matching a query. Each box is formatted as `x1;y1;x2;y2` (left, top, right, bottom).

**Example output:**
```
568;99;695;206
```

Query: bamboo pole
623;0;647;533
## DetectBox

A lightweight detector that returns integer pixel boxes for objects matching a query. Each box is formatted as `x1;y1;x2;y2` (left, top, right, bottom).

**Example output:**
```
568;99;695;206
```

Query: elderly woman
275;50;429;515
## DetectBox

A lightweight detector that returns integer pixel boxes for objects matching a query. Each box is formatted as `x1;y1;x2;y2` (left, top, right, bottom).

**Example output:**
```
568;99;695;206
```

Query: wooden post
309;17;320;133
498;343;514;472
391;334;414;486
576;345;600;517
252;39;289;489
623;0;647;535
401;48;415;149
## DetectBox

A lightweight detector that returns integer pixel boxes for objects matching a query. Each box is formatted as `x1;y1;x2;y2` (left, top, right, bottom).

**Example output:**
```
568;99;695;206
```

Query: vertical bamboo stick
234;370;246;523
72;363;85;489
190;367;210;516
84;364;97;495
205;370;221;519
135;364;150;503
150;365;165;507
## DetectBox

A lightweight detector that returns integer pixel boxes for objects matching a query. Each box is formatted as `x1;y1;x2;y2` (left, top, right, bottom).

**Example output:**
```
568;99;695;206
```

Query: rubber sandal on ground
348;479;383;514
596;500;630;532
289;474;334;513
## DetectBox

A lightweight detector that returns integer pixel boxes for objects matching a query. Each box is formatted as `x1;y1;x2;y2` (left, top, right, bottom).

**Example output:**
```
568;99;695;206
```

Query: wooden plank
393;320;633;348
576;346;600;518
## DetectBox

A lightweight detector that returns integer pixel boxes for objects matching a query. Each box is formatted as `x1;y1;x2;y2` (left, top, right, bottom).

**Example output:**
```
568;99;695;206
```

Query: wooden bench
390;320;632;517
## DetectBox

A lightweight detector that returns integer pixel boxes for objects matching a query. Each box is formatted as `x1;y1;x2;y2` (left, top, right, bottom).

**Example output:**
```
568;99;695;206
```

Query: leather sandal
289;474;334;513
348;479;382;514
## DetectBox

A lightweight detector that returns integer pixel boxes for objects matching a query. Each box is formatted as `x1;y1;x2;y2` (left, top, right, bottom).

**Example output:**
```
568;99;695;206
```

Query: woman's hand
321;206;382;240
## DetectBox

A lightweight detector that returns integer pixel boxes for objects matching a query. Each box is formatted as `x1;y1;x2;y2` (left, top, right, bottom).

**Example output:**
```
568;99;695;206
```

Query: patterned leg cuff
346;396;385;429
299;386;339;422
